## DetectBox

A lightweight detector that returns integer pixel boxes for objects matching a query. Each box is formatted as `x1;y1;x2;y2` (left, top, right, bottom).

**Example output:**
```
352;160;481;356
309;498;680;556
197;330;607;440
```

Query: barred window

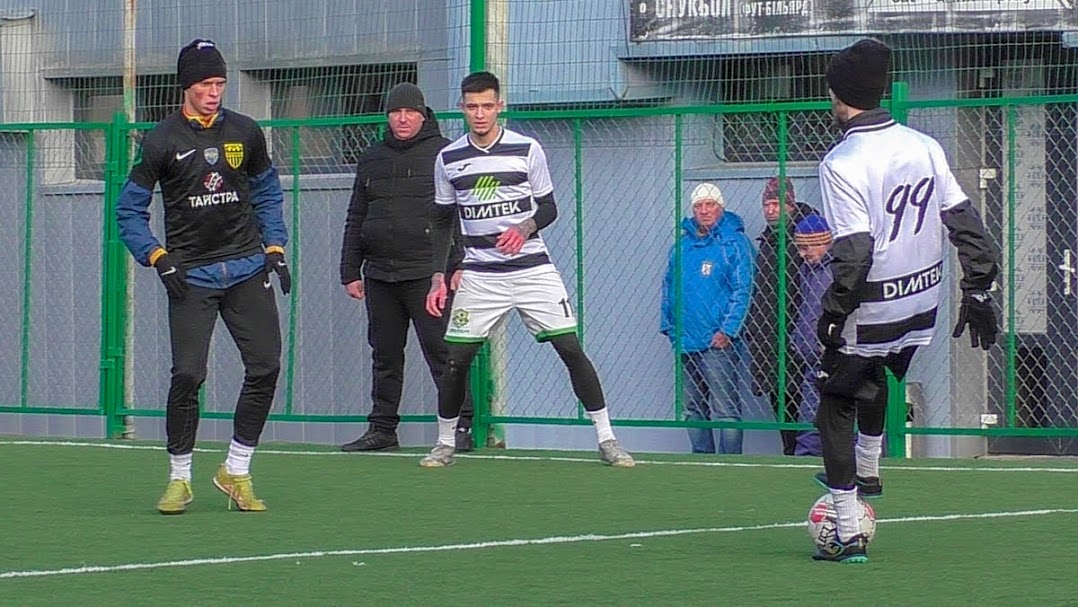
59;74;180;180
252;64;417;174
718;54;836;164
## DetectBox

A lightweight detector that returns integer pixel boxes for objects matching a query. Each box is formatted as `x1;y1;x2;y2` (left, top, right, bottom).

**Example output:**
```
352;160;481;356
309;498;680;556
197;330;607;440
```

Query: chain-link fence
0;125;107;421
3;92;1078;454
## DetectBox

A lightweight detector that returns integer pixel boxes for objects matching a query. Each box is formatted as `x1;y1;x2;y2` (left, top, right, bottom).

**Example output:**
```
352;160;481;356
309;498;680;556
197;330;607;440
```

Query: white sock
587;407;616;443
855;432;883;479
830;487;860;542
437;416;459;448
169;453;193;482
225;439;255;476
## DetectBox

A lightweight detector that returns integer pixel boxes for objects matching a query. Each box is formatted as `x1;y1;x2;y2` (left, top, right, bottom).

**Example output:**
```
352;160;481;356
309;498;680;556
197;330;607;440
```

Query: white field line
1;439;1077;474
1;508;1075;580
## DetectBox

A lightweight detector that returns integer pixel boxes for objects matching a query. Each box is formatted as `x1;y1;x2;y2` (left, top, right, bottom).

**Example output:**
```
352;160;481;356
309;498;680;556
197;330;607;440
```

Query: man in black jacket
339;83;473;452
744;176;817;455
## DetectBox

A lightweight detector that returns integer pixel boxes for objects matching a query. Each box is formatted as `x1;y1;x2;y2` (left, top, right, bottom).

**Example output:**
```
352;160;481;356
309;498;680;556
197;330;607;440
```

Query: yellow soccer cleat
157;479;193;515
212;465;267;512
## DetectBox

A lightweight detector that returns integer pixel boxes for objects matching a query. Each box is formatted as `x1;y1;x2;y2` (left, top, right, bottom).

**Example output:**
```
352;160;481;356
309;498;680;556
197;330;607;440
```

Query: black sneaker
455;428;475;452
341;429;399;452
813;471;883;499
812;534;869;564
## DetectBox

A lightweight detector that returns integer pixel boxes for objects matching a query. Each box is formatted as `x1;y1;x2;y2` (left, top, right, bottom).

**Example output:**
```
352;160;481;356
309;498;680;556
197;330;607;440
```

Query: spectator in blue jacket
661;183;756;454
790;215;834;456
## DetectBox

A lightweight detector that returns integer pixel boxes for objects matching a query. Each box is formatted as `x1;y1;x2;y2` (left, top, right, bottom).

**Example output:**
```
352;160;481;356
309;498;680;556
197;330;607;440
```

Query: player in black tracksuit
338;83;474;452
116;40;289;514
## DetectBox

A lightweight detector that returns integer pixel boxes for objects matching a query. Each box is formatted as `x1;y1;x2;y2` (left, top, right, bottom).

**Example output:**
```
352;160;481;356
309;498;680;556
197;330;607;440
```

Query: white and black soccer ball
807;493;876;555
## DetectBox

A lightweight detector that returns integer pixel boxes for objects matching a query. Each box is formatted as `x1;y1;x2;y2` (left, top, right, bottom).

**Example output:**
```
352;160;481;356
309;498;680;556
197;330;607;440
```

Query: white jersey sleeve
929;141;968;212
819;159;871;241
527;142;554;198
434;152;456;206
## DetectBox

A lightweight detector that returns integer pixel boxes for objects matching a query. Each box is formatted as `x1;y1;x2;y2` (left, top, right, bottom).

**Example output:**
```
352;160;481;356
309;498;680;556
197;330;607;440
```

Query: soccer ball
807;493;876;555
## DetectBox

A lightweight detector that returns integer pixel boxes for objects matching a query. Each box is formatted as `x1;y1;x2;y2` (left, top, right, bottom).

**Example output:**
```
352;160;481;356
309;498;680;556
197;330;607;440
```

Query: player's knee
244;352;280;378
550;333;586;363
171;367;206;393
445;343;481;379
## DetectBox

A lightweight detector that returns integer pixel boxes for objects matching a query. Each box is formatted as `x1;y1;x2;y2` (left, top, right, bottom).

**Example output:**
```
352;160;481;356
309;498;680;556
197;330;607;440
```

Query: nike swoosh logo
263;281;272;289
175;149;196;160
161;267;177;276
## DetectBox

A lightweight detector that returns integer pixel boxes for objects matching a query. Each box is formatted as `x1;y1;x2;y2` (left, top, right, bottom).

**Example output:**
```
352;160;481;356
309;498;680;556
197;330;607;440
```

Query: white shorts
445;265;577;343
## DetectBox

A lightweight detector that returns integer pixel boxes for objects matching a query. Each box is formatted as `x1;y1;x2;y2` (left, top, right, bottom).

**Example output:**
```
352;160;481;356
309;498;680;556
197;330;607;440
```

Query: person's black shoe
455;428;474;452
341;430;399;452
813;471;883;499
812;533;869;564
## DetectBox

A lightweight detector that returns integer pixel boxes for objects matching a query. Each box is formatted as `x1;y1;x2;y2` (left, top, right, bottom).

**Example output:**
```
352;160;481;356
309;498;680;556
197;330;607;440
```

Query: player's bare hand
496;219;537;255
449;270;463;291
495;226;527;255
426;273;448;317
344;280;365;301
711;332;731;349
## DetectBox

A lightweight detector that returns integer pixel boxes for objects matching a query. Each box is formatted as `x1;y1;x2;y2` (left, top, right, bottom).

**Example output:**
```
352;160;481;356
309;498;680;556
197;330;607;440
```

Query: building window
718;55;835;164
252;64;417;174
61;75;181;180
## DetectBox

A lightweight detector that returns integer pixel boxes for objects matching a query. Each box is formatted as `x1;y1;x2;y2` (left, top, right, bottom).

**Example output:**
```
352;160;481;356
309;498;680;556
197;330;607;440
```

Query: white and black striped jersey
434;128;553;274
820;114;967;356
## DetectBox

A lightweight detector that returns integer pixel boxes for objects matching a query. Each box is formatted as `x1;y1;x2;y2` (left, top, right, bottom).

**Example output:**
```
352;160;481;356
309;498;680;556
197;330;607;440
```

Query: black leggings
437;333;606;419
816;348;916;489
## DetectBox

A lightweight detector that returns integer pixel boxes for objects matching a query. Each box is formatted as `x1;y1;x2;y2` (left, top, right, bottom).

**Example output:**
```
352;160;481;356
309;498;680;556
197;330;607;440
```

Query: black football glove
816;312;847;351
265;251;292;295
952;290;997;351
154;253;188;301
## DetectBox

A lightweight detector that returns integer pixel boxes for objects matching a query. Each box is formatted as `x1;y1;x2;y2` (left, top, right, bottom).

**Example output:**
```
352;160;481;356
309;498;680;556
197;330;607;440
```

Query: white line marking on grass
2;439;1077;474
1;508;1075;580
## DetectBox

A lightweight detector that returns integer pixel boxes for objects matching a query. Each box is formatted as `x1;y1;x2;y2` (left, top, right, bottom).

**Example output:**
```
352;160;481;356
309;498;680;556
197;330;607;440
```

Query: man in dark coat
744;176;817;455
338;83;473;452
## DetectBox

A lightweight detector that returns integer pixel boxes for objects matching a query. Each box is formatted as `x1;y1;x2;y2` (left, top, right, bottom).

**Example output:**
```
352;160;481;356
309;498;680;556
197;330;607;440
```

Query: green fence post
100;112;130;438
467;0;495;447
776;113;789;433
885;81;911;458
673;114;684;421
283;125;302;417
20;129;35;410
574;118;586;419
1005;105;1017;428
99;119;116;430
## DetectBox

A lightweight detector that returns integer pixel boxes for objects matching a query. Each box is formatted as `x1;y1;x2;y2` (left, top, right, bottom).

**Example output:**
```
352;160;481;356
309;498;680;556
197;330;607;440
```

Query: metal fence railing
2;87;1077;455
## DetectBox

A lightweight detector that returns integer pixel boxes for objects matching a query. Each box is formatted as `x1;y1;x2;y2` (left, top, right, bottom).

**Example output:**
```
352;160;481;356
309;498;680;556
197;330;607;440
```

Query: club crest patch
224;142;244;169
204;171;223;192
452;309;470;328
204;147;219;165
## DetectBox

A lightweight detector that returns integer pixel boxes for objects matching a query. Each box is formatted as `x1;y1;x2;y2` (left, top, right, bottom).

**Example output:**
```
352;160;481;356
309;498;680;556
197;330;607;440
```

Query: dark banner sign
629;0;1078;41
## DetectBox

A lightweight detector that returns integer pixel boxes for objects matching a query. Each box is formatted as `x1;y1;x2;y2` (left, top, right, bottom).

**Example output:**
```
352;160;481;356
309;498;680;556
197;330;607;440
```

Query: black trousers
166;272;281;455
816;347;917;489
364;277;474;432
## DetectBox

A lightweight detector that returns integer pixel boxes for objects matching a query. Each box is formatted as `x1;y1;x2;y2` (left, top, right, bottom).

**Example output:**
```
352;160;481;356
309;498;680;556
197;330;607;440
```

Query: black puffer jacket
339;108;462;283
744;201;818;396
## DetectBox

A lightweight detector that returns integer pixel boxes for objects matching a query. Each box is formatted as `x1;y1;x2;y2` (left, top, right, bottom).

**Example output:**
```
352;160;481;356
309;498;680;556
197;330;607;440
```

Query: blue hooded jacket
661;211;756;353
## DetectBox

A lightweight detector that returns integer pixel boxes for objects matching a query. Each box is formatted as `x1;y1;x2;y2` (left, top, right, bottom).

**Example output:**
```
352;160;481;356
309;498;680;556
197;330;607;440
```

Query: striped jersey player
421;71;634;469
810;39;1000;564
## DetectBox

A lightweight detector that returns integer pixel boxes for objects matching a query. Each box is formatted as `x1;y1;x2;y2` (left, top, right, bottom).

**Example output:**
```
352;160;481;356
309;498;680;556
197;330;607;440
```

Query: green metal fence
2;88;1077;455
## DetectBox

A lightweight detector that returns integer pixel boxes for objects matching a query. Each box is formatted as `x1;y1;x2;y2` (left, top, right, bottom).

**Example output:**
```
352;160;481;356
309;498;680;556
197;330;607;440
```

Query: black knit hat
385;82;426;113
826;39;891;110
177;39;227;90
